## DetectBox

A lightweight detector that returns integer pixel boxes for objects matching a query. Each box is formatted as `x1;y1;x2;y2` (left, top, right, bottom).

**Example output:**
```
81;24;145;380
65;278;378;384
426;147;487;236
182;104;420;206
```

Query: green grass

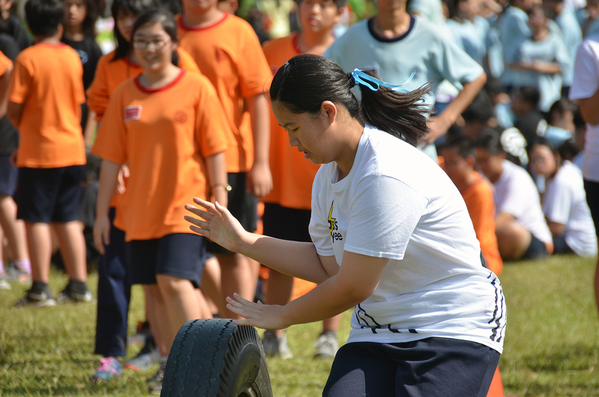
0;255;598;396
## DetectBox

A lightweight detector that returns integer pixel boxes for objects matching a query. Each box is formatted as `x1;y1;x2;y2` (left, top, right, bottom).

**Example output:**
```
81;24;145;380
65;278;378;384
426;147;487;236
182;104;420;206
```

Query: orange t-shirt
177;13;271;173
8;43;86;168
462;172;503;276
261;33;321;210
91;70;230;241
0;51;11;75
86;47;200;121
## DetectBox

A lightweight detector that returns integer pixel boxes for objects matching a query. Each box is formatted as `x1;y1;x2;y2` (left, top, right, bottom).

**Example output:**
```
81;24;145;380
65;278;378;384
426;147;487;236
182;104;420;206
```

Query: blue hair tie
285;61;290;66
351;69;415;93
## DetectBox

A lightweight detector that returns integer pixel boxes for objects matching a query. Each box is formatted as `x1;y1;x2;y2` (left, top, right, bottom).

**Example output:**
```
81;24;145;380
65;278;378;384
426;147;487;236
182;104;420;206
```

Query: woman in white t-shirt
529;138;598;256
185;54;506;397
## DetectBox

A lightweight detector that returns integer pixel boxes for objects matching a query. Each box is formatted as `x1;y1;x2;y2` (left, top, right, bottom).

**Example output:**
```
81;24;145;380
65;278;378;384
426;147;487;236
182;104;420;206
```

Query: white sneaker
262;330;293;359
314;332;338;359
0;277;10;290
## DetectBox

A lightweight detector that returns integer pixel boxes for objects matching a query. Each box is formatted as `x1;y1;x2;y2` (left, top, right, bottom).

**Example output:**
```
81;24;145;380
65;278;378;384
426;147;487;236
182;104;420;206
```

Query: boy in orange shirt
7;0;91;307
177;0;272;317
440;136;503;276
260;0;345;359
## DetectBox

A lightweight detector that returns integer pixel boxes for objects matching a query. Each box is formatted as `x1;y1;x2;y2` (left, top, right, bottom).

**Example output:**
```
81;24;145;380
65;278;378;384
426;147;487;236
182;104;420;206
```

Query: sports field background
0;254;598;396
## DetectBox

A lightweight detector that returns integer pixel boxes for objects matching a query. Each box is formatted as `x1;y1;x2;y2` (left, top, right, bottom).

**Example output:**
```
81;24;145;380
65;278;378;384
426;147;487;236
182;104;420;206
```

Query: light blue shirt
324;16;484;159
446;17;490;65
516;32;571;111
499;6;531;86
553;8;583;85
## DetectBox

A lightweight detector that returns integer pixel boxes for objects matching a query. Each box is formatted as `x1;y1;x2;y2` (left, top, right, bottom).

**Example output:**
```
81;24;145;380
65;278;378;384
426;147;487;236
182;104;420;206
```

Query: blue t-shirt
499;6;531;86
324;16;484;158
553;9;583;86
446;16;490;65
516;32;570;111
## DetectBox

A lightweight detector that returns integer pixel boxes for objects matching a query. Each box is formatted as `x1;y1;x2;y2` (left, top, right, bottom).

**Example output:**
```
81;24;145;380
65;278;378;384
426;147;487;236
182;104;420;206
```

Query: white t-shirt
543;161;598;257
309;126;506;354
494;159;553;245
569;32;599;182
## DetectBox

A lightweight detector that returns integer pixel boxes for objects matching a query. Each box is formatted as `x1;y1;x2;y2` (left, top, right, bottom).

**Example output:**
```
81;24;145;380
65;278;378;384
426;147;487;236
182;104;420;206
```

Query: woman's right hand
93;213;111;255
184;198;247;253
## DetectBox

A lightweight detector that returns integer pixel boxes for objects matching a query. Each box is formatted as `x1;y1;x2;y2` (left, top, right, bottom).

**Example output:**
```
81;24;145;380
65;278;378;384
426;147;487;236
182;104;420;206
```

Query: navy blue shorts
0;155;17;196
15;165;84;223
584;179;599;240
323;337;500;397
127;233;207;288
262;203;311;242
208;172;257;254
522;232;549;260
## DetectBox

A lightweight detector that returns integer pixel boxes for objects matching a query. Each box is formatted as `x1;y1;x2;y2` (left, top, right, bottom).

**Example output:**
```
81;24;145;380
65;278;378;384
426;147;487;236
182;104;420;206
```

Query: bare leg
194;288;213;319
201;256;226;315
156;274;200;353
52;221;87;282
594;254;599;318
216;253;257;319
495;221;532;261
322;313;343;332
144;284;170;358
25;222;52;283
0;196;28;261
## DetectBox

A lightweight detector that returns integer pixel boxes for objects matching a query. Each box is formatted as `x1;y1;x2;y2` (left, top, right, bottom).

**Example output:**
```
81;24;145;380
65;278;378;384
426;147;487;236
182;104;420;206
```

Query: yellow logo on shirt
328;201;342;242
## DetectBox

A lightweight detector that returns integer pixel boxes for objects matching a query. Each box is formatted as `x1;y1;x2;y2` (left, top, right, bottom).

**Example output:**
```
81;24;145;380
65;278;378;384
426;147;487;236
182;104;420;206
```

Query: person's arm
495;211;516;230
227;251;388;330
6;100;22;127
93;159;121;254
547;220;566;236
0;65;11;118
204;152;228;207
185;198;336;283
83;107;97;149
246;93;272;197
577;92;599;125
424;72;487;146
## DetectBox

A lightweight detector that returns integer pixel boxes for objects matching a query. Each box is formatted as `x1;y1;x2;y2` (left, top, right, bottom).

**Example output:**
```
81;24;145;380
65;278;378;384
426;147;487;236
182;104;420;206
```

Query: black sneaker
15;288;56;308
57;282;93;303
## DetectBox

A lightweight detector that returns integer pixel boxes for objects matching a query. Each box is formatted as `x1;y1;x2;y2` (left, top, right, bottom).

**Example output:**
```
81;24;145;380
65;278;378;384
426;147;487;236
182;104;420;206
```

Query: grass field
0;254;598;396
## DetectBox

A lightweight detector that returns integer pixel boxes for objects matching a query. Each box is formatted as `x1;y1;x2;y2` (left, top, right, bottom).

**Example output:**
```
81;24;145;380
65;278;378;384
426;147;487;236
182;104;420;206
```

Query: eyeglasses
132;39;171;50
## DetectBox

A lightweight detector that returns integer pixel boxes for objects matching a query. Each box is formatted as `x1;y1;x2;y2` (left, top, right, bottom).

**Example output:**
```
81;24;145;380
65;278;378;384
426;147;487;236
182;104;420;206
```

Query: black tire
160;319;273;397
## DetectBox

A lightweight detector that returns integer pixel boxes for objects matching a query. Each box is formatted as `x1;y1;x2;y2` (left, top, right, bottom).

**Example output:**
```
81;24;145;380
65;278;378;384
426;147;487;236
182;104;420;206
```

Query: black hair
25;0;64;36
474;128;504;155
484;75;507;97
157;0;182;14
294;0;347;10
270;54;431;147
80;0;99;38
516;86;541;107
529;136;556;152
111;0;159;61
130;7;180;66
442;136;476;159
548;97;576;118
462;90;494;123
557;139;579;161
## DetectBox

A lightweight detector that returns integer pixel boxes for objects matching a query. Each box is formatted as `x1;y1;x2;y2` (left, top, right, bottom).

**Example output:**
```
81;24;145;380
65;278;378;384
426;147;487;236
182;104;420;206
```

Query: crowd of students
0;0;597;394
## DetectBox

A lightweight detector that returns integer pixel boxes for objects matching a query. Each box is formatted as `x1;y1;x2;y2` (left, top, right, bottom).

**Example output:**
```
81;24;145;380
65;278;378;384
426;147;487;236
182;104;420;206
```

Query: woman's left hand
226;293;289;329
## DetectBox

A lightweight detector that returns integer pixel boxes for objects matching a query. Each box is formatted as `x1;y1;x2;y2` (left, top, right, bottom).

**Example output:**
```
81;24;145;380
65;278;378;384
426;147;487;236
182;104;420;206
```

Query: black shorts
15;165;84;223
584;179;599;240
208;172;257;254
0;155;17;196
262;203;311;242
127;233;207;288
522;232;549;260
323;338;500;397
